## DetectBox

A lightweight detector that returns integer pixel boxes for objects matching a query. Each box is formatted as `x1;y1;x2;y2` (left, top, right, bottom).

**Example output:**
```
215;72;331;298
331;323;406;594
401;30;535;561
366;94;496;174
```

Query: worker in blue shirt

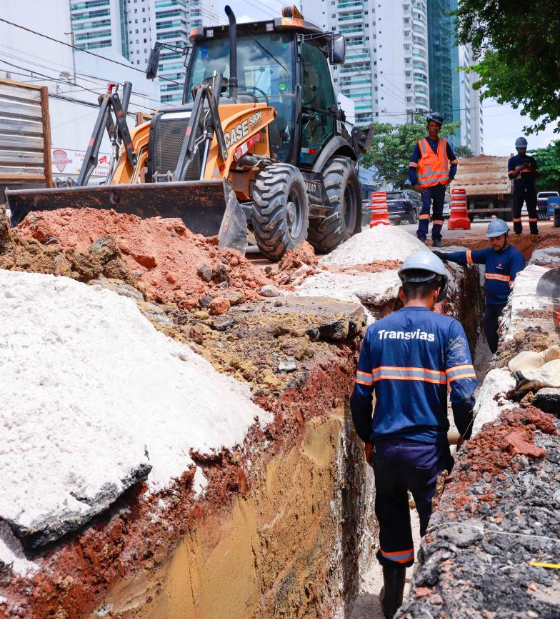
508;137;539;236
409;112;458;248
434;219;526;353
350;251;477;618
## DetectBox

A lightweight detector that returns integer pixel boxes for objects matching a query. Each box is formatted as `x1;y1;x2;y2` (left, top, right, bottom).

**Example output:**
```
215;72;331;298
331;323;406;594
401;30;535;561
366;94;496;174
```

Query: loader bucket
6;180;234;240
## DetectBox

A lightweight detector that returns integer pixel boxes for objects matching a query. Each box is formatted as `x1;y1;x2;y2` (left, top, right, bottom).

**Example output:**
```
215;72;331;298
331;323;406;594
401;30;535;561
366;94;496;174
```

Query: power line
0;16;181;86
0;47;163;106
236;0;278;20
0;60;155;114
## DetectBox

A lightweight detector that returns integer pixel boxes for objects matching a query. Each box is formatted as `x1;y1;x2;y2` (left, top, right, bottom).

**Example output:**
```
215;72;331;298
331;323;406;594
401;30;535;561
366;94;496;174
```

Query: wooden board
0;78;51;186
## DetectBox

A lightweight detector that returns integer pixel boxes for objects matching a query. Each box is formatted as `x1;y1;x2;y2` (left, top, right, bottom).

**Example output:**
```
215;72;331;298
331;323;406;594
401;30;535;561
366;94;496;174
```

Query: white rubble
472;369;516;436
502;264;554;340
319;225;426;266
296;269;401;307
0;270;271;557
530;247;560;268
473;262;557;435
0;523;37;577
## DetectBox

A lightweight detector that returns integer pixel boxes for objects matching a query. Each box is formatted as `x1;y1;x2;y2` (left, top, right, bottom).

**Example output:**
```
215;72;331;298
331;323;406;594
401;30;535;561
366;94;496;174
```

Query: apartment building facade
70;0;219;105
300;0;482;152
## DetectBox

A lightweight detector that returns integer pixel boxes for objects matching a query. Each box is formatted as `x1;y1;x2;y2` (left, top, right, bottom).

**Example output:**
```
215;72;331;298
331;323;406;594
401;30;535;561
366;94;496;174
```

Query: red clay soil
0;344;357;619
435;406;557;514
16;209;274;306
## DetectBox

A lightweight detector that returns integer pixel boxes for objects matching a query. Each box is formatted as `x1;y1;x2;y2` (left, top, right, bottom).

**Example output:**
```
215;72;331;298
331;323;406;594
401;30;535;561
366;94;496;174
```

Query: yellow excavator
7;6;371;260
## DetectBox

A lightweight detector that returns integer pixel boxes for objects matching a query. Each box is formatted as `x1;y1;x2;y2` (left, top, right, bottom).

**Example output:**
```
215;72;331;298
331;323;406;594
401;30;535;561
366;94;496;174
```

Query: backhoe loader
7;5;372;260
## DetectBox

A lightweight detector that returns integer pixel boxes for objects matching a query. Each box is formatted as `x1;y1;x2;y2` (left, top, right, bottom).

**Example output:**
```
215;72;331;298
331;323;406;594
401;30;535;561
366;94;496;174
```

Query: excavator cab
7;5;372;261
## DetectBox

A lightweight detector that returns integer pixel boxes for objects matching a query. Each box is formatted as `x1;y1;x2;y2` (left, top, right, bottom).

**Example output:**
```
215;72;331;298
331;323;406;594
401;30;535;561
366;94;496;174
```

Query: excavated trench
4;208;556;620
397;238;560;620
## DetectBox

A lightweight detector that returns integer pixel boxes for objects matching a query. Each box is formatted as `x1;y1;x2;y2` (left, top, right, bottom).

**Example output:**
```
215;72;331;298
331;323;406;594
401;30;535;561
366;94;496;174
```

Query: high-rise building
70;0;127;54
70;0;220;105
427;0;482;152
457;43;483;153
299;0;430;127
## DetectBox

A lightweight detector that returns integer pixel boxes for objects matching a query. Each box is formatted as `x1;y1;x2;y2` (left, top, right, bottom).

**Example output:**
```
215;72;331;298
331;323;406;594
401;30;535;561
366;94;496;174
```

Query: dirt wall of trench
97;412;375;619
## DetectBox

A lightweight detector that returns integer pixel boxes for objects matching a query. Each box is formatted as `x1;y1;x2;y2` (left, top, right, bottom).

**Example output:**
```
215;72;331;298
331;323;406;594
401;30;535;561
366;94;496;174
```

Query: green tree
530;140;560;192
455;0;560;133
361;119;460;188
454;144;474;159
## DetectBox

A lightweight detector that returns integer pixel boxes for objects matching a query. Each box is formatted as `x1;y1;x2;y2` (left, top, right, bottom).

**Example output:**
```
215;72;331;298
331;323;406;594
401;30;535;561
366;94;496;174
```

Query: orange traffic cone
369;191;390;227
447;188;470;230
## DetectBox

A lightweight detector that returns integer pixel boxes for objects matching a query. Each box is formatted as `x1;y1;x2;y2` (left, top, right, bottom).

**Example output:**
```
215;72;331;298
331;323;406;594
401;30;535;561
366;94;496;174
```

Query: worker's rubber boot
432;239;443;248
379;564;406;618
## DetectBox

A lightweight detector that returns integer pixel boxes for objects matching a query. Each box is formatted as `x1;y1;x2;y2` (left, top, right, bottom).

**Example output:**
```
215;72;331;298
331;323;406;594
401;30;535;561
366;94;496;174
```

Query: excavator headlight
265;22;274;32
207;29;214;37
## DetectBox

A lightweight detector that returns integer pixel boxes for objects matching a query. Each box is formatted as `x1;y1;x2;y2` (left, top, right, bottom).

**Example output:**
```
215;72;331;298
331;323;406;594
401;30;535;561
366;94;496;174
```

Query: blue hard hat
487;218;509;238
427;112;444;126
398;251;448;302
515;137;528;148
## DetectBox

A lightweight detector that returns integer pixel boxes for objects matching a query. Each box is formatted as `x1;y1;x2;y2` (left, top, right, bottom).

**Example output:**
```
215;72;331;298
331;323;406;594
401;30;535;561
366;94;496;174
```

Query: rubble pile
399;407;560;619
0;206;135;285
15;208;273;306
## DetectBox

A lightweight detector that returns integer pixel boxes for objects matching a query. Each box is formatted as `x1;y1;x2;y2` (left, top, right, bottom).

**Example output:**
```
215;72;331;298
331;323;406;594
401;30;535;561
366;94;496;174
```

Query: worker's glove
433;251;448;262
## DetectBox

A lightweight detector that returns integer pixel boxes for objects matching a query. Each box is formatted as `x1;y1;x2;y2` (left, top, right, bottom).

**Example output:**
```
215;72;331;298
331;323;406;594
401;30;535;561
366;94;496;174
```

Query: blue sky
216;0;558;156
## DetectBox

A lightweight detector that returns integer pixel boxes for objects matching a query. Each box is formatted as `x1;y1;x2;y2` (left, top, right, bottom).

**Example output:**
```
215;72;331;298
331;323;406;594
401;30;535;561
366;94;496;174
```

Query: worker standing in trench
409;112;458;248
434;219;526;354
350;252;477;618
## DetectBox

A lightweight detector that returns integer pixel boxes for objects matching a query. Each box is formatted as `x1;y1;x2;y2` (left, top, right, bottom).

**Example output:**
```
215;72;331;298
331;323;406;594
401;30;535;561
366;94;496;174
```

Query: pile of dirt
0;206;136;285
16;208;273;307
270;241;319;286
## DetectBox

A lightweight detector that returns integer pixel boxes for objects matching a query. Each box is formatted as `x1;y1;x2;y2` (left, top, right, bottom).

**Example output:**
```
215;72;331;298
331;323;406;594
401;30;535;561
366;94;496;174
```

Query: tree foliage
529;140;560;192
455;0;560;133
361;120;460;188
454;144;474;159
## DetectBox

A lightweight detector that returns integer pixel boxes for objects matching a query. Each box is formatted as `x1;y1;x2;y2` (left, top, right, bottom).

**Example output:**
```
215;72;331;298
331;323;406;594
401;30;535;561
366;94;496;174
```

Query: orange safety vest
416;138;450;187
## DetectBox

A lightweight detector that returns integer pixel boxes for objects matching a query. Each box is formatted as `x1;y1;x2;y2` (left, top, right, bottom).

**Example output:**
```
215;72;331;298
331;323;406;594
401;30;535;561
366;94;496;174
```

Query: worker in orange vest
409;113;458;248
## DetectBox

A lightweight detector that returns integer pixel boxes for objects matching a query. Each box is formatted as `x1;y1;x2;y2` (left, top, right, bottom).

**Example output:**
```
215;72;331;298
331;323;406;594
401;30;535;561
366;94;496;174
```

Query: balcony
338;12;363;22
71;0;109;11
73;19;111;31
75;29;111;41
337;1;363;10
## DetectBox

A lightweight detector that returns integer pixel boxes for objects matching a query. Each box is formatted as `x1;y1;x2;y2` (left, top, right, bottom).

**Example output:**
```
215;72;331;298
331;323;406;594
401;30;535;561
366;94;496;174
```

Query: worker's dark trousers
417;184;446;242
484;304;506;354
512;188;539;235
372;438;453;568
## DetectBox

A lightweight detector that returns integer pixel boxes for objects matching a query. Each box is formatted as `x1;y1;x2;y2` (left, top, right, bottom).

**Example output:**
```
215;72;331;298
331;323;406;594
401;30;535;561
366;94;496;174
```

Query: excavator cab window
185;32;296;162
299;40;336;167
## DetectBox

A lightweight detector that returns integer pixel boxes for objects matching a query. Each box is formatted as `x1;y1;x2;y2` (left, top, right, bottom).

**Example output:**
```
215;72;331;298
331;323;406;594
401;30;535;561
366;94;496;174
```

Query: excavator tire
308;156;361;254
252;163;309;261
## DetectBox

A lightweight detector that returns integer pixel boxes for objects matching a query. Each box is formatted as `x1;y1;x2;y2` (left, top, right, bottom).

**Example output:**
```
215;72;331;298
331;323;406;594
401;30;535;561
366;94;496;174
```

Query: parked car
386;190;423;224
537;191;559;220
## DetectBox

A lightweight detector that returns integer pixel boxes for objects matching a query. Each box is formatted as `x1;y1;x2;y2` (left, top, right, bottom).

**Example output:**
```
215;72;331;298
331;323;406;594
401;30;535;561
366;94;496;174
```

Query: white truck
451;154;513;221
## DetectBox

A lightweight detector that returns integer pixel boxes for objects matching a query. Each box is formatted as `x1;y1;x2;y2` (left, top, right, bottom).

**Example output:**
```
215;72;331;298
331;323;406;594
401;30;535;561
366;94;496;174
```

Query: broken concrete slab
9;462;152;549
296;269;401;308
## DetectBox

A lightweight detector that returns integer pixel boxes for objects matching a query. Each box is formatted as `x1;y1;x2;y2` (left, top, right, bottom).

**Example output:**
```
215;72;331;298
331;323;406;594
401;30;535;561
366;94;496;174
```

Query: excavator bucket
6;180;246;249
